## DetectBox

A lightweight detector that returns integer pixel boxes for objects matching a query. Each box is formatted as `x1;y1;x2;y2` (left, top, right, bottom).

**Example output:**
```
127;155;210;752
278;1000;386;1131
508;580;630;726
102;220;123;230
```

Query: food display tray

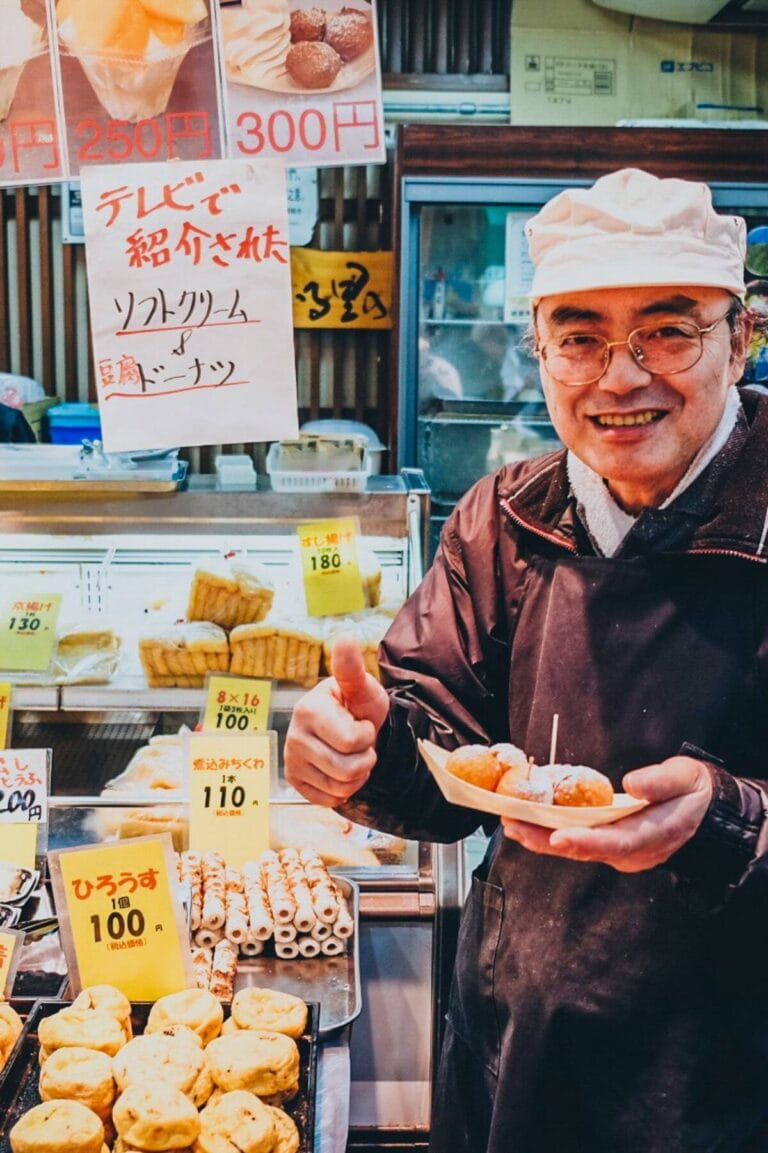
233;875;361;1039
0;998;319;1153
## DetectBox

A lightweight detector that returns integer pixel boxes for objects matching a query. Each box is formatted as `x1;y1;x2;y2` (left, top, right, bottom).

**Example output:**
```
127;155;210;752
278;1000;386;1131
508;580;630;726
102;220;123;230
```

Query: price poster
0;928;24;998
216;0;385;168
188;731;274;867
0;748;49;826
298;517;365;617
0;594;62;672
202;674;272;735
0;1;64;189
0;683;11;748
80;158;299;453
51;0;223;179
49;836;193;1000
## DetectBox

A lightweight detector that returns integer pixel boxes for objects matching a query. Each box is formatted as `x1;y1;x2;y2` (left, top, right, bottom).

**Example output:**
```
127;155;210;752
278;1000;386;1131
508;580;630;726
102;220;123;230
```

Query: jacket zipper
501;499;766;565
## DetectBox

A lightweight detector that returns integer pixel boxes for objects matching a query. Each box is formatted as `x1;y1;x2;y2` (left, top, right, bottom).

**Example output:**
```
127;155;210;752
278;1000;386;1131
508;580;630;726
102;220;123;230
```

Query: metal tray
233;876;361;1039
0;869;40;906
0;998;318;1153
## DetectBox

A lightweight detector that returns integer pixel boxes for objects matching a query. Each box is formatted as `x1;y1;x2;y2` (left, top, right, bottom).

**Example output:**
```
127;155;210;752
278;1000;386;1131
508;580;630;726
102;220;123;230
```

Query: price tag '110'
188;731;273;868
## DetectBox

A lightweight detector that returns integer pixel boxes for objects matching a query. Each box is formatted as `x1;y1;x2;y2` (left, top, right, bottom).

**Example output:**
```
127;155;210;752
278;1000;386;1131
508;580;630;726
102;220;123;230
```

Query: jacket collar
498;388;768;563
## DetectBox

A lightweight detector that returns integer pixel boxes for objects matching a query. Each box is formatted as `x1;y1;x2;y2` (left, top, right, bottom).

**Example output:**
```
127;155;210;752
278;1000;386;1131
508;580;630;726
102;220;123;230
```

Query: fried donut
9;1100;105;1153
324;8;373;60
205;1030;300;1098
0;1002;23;1062
145;988;223;1045
112;1083;200;1151
72;984;133;1041
196;1089;275;1153
39;1047;116;1122
37;1007;126;1058
496;765;555;804
230;987;308;1040
290;7;326;41
265;1105;300;1153
444;745;503;791
551;765;614;807
285;40;343;88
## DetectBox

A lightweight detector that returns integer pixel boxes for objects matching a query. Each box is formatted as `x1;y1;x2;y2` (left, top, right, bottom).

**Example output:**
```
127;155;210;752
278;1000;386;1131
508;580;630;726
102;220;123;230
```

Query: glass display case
0;474;454;1144
394;124;768;555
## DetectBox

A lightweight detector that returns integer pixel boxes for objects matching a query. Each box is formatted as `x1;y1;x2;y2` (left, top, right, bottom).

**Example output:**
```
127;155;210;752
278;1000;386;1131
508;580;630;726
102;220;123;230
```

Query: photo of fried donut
220;0;375;94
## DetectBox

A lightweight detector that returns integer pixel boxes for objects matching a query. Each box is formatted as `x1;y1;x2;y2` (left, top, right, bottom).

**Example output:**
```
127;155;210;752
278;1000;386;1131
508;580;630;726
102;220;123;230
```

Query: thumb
331;635;389;729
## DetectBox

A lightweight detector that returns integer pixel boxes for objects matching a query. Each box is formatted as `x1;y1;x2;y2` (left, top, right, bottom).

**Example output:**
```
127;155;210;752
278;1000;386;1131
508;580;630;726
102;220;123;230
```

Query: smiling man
285;169;768;1153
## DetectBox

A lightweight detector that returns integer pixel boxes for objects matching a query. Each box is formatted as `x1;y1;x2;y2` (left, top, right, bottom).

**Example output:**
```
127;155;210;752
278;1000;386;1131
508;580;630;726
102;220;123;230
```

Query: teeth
595;411;660;427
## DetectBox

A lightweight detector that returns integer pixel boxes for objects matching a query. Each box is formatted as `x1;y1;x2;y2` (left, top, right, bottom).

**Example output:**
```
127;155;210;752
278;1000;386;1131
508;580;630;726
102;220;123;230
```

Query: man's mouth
591;410;665;428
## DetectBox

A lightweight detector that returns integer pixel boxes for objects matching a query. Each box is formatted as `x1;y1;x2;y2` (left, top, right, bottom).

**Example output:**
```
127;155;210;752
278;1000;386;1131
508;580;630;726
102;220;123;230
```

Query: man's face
535;285;748;513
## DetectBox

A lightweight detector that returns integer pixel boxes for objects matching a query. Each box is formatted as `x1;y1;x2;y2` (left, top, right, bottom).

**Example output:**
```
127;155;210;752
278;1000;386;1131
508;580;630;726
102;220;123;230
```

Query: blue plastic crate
46;402;102;445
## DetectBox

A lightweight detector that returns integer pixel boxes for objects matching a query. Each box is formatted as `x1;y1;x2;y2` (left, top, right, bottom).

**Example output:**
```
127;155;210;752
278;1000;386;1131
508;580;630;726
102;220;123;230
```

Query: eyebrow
546;294;702;329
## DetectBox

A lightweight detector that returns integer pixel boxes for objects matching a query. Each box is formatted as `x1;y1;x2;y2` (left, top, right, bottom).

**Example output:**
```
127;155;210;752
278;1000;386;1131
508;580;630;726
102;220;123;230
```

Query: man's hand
501;756;713;872
284;635;390;807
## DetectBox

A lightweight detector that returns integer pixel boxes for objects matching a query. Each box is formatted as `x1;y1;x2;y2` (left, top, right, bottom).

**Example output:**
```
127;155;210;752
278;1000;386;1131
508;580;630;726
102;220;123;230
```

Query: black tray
0;997;319;1153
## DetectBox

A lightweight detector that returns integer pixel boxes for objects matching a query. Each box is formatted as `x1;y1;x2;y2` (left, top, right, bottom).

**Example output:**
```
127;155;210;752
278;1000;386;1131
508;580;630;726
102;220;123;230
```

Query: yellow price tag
0;595;62;672
297;517;365;617
50;837;192;1001
0;929;22;997
188;732;273;868
1;823;38;869
0;683;10;748
202;675;272;734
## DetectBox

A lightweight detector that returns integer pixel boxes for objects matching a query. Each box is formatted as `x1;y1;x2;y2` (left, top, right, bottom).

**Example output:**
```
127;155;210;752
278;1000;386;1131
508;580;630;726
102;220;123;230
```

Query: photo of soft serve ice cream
0;2;43;122
221;0;291;87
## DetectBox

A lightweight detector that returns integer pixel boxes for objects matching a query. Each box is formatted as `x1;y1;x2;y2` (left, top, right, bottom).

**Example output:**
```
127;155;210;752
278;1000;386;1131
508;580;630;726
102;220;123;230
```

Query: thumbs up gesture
284;635;390;807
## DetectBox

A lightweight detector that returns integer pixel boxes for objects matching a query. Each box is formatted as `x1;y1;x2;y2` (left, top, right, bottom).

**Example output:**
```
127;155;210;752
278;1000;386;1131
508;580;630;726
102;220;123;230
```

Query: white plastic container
266;442;370;493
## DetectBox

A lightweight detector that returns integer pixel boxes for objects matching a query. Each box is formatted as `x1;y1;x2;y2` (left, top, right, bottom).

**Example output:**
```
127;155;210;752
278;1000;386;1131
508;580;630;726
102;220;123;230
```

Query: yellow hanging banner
0;595;62;672
0;683;10;748
0;929;23;998
50;837;192;1001
292;249;392;329
202;675;272;735
188;732;273;868
297;517;365;617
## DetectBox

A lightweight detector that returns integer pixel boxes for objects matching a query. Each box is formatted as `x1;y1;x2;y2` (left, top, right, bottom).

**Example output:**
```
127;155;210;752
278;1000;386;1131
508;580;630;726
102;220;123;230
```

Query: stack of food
7;983;304;1153
13;622;122;687
445;742;615;806
179;847;354;990
137;548;392;689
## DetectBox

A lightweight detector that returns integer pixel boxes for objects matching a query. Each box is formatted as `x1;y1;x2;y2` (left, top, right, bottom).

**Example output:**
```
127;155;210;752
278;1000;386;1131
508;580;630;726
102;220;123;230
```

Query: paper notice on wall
216;0;385;168
80;158;299;453
504;211;535;324
0;1;64;187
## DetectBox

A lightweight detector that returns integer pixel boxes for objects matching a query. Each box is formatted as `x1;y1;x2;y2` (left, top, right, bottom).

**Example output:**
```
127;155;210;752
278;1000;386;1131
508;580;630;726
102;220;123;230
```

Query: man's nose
597;341;653;391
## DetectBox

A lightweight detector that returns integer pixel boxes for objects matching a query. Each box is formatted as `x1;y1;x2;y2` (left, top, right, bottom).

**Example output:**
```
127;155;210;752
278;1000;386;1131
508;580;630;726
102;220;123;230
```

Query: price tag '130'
0;595;62;672
297;517;365;617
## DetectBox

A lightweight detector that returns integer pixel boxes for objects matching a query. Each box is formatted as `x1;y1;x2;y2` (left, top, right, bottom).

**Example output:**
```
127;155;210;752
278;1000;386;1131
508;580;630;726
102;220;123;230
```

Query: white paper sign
0;748;49;824
504;211;536;324
80;158;299;453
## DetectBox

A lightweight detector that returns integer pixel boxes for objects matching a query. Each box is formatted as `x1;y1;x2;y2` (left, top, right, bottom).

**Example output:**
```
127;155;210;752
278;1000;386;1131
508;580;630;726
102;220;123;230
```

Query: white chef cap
526;168;746;301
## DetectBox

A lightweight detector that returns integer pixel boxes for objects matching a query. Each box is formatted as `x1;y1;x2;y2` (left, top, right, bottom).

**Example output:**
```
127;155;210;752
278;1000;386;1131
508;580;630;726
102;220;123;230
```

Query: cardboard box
510;0;768;126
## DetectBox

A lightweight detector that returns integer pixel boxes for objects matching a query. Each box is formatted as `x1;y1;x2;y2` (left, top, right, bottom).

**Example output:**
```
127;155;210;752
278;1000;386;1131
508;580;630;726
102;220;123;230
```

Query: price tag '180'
297;517;365;617
49;837;192;1002
0;595;62;672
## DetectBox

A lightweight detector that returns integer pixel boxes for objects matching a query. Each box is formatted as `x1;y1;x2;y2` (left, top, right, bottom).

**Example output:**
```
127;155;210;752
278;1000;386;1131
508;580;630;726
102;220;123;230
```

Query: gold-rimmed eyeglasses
535;312;731;387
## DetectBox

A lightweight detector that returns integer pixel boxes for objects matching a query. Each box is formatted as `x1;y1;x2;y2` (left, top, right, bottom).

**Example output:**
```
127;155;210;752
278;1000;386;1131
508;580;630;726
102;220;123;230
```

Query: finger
331;635;388;726
288;756;373;806
291;689;377;756
622;756;711;803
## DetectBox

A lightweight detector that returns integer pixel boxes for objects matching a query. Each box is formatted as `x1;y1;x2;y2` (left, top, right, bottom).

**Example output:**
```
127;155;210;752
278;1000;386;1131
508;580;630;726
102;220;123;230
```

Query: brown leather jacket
341;389;768;1153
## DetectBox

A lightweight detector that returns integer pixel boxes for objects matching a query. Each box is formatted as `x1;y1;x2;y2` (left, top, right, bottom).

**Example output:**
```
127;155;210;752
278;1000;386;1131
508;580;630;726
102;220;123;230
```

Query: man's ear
729;310;754;385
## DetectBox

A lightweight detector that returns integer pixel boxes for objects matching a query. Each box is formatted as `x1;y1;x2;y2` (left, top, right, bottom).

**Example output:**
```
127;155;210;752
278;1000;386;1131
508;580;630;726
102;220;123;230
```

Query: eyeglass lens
543;321;705;385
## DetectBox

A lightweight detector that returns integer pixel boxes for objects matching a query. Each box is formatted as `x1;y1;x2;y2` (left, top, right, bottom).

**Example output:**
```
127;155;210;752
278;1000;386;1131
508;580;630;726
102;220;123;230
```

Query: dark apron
431;551;768;1153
